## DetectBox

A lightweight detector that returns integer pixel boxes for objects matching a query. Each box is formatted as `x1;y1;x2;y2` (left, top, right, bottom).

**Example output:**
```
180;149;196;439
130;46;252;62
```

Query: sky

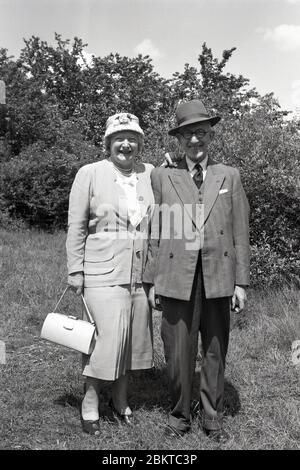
1;0;300;113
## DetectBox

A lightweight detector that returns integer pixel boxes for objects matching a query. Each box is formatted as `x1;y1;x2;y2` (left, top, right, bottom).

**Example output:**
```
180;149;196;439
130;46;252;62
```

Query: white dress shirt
114;169;144;228
185;155;208;181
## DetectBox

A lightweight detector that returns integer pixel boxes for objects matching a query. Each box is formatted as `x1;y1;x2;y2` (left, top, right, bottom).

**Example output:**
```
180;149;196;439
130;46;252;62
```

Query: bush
0;141;99;229
0;198;28;231
210;110;300;288
250;239;299;289
1;38;299;287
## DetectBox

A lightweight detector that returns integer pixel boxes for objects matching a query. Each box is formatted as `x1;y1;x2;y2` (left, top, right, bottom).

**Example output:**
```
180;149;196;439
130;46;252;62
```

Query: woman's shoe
109;398;133;426
81;417;100;435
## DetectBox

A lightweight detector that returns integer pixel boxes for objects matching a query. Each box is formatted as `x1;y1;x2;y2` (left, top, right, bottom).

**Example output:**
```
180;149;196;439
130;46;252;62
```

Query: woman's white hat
104;113;144;147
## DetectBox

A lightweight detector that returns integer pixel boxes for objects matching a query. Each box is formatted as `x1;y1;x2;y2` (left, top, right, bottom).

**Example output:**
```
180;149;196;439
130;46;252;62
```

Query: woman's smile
110;131;139;168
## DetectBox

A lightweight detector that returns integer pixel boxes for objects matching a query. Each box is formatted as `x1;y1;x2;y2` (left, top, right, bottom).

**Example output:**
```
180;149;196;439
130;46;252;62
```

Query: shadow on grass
129;366;171;410
223;379;241;416
53;393;81;408
191;372;241;418
52;367;241;421
52;366;170;414
131;367;241;417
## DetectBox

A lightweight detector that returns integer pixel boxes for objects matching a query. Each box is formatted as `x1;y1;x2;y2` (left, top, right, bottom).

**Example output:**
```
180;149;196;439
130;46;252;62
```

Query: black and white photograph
0;0;299;454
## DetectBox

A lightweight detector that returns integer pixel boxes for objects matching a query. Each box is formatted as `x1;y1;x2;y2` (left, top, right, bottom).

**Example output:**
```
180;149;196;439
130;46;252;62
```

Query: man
143;99;250;443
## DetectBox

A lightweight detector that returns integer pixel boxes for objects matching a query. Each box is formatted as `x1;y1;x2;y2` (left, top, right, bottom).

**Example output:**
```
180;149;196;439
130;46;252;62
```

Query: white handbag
41;287;97;355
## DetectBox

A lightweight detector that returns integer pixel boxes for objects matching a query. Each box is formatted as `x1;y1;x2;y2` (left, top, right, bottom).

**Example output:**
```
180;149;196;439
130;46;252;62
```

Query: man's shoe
204;428;232;445
164;425;186;439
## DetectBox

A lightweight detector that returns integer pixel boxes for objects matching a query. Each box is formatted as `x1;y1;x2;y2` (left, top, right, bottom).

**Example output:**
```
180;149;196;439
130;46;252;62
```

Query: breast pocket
218;190;232;207
219;190;231;199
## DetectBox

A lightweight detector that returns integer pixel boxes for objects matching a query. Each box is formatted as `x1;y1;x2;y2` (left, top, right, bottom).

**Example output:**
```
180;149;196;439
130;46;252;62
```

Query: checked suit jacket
143;157;250;300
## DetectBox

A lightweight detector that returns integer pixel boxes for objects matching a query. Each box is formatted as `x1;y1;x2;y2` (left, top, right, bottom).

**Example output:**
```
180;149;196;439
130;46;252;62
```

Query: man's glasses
180;129;209;140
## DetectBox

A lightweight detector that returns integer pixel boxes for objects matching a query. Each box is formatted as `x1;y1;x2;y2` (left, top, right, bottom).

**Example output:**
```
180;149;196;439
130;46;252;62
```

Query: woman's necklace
112;160;134;177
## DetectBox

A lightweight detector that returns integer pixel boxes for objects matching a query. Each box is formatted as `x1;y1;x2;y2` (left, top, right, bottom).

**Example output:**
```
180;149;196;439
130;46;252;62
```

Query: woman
66;112;154;435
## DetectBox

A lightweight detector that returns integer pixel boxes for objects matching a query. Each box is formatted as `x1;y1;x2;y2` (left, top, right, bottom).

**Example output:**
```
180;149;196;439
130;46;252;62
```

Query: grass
0;228;299;450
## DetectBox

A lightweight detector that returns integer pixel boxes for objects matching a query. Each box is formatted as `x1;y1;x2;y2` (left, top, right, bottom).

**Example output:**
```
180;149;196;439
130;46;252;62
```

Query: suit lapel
168;159;199;205
105;159;125;206
136;166;148;203
168;159;201;230
202;163;225;225
135;163;154;209
168;157;225;230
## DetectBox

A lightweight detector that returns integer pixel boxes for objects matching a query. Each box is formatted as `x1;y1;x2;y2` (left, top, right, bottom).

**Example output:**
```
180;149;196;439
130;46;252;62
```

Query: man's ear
176;133;184;145
209;129;215;141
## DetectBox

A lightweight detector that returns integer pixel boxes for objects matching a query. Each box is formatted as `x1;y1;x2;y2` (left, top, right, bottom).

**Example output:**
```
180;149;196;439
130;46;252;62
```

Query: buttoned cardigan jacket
66;159;154;287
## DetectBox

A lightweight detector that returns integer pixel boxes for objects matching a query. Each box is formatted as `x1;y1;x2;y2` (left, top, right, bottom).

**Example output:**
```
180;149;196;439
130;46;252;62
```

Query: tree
19;34;88;119
0;34;299;287
80;53;172;147
211;93;300;287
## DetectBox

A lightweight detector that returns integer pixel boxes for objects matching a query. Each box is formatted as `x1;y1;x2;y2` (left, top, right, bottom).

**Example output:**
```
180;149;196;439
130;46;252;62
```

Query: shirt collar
185;155;208;172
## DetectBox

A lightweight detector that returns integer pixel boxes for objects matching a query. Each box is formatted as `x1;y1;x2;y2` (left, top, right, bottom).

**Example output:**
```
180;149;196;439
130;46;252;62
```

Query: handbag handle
80;294;95;326
53;286;95;326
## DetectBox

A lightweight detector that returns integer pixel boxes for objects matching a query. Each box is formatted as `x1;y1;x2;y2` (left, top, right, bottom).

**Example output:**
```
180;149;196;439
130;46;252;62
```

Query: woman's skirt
82;283;153;381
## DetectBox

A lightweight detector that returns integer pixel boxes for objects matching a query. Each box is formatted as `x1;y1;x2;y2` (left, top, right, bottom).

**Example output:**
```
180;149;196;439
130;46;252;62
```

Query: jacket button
138;196;144;201
224;251;228;257
220;230;224;235
169;253;174;258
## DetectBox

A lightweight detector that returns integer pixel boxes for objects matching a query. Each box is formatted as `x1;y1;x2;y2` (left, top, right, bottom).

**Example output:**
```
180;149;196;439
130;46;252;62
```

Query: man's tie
193;163;203;189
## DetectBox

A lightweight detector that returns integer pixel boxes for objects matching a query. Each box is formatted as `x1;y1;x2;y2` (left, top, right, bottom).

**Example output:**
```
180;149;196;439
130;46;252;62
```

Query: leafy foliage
0;132;99;228
0;34;299;287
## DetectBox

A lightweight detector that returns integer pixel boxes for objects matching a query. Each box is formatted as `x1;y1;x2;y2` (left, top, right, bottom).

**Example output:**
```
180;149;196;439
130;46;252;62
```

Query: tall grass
0;228;299;450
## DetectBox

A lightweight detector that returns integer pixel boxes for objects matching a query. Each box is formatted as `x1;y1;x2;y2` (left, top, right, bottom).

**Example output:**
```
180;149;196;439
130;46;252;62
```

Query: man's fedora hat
168;99;221;136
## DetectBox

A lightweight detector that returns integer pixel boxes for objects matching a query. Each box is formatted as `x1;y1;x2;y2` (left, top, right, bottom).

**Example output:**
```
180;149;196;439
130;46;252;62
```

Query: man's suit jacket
143;157;250;300
66;159;154;287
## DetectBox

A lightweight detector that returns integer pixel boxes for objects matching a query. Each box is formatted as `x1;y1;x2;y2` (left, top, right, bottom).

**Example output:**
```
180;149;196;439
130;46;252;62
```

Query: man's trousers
160;256;230;433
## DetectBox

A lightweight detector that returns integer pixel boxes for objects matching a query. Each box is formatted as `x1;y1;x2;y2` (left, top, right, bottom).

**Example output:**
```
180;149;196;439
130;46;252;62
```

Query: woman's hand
161;152;178;168
148;285;156;309
68;272;84;296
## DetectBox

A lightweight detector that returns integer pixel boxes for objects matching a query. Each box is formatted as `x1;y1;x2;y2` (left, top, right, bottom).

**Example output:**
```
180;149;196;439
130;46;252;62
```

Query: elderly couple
66;99;250;444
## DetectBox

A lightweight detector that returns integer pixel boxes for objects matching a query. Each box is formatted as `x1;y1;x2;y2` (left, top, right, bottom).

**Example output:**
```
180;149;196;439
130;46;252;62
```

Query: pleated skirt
82;283;153;381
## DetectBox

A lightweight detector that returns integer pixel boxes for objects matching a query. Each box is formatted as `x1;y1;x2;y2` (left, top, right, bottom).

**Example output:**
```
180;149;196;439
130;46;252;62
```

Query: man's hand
148;285;156;309
68;272;84;296
231;286;247;314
